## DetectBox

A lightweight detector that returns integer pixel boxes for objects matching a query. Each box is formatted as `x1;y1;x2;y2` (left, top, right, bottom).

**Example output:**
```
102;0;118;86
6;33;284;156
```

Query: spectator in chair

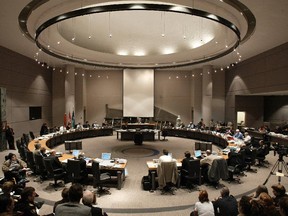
82;190;108;216
0;194;15;216
53;187;69;213
55;183;91;216
192;190;214;216
213;187;238;216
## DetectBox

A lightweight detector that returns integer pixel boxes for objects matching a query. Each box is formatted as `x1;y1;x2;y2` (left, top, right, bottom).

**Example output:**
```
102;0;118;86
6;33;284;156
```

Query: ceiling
0;0;288;71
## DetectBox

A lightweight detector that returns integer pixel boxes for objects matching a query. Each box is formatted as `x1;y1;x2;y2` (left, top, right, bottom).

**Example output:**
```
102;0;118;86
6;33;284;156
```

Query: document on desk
100;160;115;167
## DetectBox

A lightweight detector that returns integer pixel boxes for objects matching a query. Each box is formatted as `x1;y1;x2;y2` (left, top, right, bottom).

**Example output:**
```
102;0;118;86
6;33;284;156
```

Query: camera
272;143;288;157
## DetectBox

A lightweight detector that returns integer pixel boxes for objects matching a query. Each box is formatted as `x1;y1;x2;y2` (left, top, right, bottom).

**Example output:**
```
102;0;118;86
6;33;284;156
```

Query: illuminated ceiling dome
19;0;255;69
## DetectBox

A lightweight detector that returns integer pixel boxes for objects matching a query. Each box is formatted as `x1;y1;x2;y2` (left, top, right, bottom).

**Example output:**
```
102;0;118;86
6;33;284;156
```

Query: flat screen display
101;152;111;160
194;150;202;158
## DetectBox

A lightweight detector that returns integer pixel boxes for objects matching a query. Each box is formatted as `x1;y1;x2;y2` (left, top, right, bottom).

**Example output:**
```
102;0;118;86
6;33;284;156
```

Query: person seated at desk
233;129;243;140
48;150;65;170
159;149;173;163
200;150;221;183
180;151;194;186
39;147;48;158
40;122;49;136
33;143;41;157
83;121;90;129
243;132;251;145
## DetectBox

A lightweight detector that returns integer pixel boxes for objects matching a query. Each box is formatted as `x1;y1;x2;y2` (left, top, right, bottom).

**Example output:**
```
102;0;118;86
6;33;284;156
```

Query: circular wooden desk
28;128;113;160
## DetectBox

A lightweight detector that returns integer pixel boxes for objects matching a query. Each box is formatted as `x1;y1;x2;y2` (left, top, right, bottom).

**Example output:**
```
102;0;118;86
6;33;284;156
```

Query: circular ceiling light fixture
19;0;255;69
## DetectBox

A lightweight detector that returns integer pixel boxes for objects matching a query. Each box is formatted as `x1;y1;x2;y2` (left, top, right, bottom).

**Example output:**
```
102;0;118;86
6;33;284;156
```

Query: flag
64;113;67;127
72;111;75;128
68;111;72;123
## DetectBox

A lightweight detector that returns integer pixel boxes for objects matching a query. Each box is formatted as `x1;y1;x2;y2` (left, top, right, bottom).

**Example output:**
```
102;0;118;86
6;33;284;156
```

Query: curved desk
27;128;127;189
162;128;228;148
28;128;113;152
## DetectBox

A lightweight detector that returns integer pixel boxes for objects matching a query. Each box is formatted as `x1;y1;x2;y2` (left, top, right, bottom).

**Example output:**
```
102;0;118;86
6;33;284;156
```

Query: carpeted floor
1;132;287;216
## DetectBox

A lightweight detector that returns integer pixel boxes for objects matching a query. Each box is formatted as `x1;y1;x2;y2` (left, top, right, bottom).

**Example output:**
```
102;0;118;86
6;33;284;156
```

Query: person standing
5;125;15;150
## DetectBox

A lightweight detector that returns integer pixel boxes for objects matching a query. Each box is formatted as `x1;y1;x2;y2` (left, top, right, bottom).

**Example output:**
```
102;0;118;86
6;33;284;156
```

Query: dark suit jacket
48;155;63;170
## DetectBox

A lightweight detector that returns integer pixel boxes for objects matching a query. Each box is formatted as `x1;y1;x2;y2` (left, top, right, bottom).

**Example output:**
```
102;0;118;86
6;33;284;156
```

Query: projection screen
123;69;154;117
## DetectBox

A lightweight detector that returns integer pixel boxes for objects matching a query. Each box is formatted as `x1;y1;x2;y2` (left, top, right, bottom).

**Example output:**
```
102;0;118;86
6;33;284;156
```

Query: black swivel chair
29;131;35;140
181;159;201;191
66;159;88;183
208;158;229;189
227;152;246;184
255;144;270;168
243;147;258;173
26;151;36;174
157;161;179;195
16;139;26;161
34;154;47;181
43;158;66;190
92;161;111;197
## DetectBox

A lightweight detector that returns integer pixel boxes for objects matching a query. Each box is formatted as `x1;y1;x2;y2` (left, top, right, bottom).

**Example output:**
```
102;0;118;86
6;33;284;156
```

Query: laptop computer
72;149;80;158
194;150;202;158
101;152;112;160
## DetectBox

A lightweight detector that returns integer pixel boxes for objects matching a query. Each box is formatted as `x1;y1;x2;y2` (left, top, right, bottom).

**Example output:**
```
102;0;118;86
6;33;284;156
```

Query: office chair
16;139;26;161
161;130;168;141
66;159;88;183
255;144;270;168
134;132;143;145
26;151;36;174
243;147;258;173
43;158;66;190
157;161;179;195
227;152;246;184
92;161;111;197
22;133;30;145
181;159;201;191
208;158;229;189
29;131;35;140
34;154;47;181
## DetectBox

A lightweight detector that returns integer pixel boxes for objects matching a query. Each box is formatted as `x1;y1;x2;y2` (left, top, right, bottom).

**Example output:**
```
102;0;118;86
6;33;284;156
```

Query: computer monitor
195;142;212;152
72;149;80;158
101;152;111;160
65;140;82;151
194;150;202;158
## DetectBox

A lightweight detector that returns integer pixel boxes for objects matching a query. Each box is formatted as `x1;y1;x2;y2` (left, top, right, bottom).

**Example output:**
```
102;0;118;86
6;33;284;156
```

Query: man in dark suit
5;125;15;150
55;184;91;216
48;149;64;170
213;187;238;216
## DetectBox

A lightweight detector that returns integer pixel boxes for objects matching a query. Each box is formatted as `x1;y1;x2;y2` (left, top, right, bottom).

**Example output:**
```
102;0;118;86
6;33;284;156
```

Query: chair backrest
22;133;30;145
29;131;35;140
34;154;45;170
91;161;101;183
157;161;178;188
186;159;201;178
183;159;201;185
67;159;83;179
43;158;54;175
26;151;36;171
208;158;229;182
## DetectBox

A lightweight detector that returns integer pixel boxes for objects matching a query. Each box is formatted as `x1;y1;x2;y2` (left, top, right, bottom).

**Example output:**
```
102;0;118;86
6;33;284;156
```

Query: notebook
101;152;112;160
72;150;80;158
194;150;202;158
